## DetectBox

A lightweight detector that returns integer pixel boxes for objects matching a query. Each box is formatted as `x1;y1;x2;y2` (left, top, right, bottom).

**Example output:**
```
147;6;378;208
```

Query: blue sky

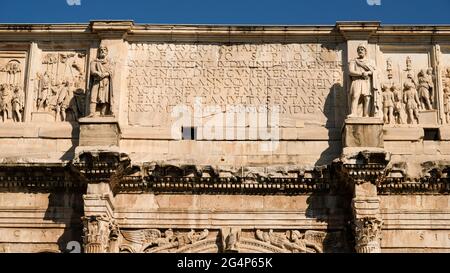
0;0;449;25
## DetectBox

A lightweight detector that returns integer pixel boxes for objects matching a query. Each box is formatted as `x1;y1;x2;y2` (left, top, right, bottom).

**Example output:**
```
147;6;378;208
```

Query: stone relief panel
32;51;87;122
127;43;345;130
118;228;348;253
378;49;436;125
440;49;450;125
0;51;27;123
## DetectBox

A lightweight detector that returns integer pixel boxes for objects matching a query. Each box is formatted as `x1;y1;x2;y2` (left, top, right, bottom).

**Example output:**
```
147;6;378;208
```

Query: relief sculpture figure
403;81;420;124
417;68;434;110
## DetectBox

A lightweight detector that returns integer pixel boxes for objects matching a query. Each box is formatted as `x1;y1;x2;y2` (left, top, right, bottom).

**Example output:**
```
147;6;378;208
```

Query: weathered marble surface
0;21;450;253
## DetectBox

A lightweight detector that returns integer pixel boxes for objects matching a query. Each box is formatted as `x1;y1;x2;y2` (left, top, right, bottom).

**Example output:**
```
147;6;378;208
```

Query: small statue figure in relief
444;85;450;124
417;69;434;110
56;79;72;122
444;68;450;124
11;85;24;122
403;81;420;124
88;45;113;117
392;85;406;124
36;71;51;111
0;84;12;122
381;84;395;124
348;44;378;117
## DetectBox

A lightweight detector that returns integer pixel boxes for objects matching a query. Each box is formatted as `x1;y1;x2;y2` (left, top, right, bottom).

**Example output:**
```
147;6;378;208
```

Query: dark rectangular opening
423;128;440;141
182;127;197;140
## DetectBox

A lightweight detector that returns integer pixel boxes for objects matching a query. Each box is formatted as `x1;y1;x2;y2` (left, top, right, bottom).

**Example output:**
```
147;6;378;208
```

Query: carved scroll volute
353;217;383;253
82;215;119;253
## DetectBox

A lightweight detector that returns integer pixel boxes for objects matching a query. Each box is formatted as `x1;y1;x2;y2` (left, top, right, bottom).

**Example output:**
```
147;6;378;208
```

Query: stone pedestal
342;117;384;148
31;112;55;122
418;109;438;125
78;117;120;147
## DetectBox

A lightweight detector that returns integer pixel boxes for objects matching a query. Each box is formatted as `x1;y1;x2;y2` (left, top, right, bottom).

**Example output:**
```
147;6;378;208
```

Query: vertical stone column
339;150;389;253
82;181;118;253
76;22;133;252
352;180;383;253
336;22;387;253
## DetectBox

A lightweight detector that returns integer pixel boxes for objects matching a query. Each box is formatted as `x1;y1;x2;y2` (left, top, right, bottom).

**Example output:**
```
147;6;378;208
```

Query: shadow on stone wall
43;192;84;253
315;82;344;167
59;121;80;161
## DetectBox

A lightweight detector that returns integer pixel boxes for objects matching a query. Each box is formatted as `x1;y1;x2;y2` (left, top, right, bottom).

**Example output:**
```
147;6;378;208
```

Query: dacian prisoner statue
88;45;113;117
348;44;379;118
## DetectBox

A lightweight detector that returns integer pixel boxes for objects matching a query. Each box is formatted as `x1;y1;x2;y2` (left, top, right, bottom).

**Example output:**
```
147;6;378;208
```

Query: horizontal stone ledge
0;123;79;139
116;223;345;230
120;126;341;141
383;127;424;141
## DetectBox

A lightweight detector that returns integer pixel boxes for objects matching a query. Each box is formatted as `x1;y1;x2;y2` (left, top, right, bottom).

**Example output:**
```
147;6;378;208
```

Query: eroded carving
0;57;26;122
88;45;113;117
353;217;383;253
82;215;117;253
35;52;87;122
121;228;210;253
348;44;379;118
220;227;241;253
444;68;450;124
128;42;344;127
381;55;437;125
255;229;322;253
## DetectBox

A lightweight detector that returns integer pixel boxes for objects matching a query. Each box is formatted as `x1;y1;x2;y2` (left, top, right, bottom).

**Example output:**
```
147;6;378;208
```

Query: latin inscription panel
128;42;345;128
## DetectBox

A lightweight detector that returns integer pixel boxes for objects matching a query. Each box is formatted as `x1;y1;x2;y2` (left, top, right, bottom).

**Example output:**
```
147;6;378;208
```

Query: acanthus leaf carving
82;215;118;253
353;217;383;253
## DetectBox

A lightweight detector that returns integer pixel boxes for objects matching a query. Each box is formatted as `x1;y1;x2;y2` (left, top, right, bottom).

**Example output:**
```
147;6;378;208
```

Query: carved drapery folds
82;215;119;253
88;45;114;117
353;217;383;253
34;51;87;122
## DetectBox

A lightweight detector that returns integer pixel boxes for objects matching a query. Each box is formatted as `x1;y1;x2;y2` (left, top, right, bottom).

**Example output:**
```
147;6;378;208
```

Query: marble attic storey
0;21;450;253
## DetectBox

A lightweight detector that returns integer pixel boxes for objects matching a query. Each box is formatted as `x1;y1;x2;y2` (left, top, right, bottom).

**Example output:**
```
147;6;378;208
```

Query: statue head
427;67;433;75
98;45;108;59
418;69;425;77
357;44;367;58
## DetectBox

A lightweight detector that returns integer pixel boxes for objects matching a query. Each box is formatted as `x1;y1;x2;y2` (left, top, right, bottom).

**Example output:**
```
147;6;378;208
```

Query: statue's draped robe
90;59;112;107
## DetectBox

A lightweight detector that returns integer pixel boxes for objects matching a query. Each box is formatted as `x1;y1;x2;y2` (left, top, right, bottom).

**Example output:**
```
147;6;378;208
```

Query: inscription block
127;43;345;129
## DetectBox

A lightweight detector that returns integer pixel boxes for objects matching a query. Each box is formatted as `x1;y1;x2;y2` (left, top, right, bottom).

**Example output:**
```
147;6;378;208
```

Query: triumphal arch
0;21;450;253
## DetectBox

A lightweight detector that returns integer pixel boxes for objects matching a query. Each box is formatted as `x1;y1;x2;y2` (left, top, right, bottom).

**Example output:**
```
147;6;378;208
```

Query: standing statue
11;86;24;122
89;45;113;117
392;85;406;124
56;79;72;121
381;84;395;124
348;44;379;117
403;81;420;124
444;68;450;124
0;84;12;122
417;69;434;110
